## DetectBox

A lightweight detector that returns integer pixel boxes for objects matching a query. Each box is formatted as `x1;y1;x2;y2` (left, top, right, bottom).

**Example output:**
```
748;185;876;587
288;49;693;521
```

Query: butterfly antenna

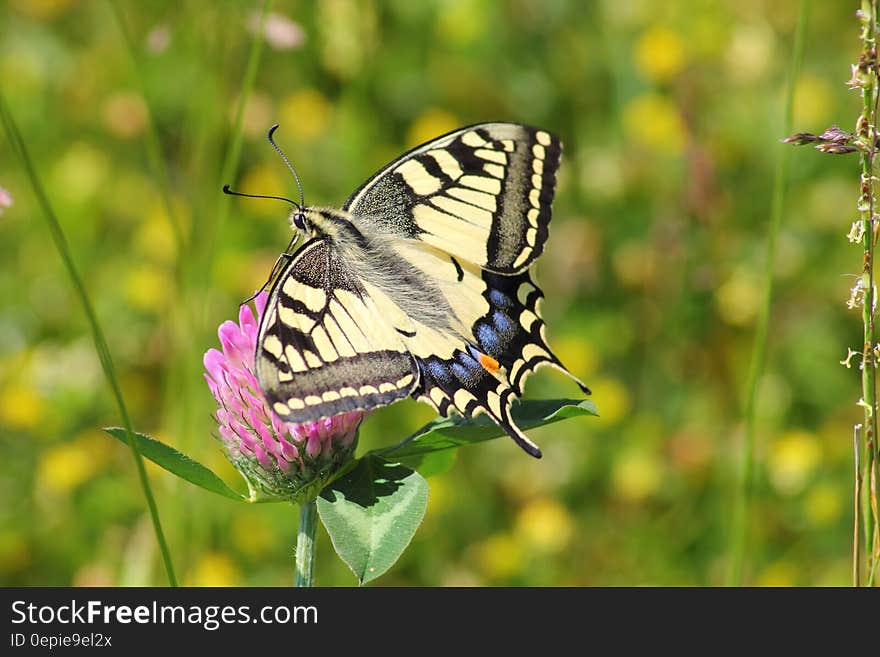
222;184;300;206
267;124;305;208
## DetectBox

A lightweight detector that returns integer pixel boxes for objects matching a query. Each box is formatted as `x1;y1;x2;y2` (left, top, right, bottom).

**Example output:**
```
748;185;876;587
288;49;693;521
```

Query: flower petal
239;302;259;345
254;291;269;320
203;349;228;383
218;320;251;368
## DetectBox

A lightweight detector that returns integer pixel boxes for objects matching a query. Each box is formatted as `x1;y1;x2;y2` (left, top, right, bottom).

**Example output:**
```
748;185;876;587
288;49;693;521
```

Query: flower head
248;11;304;51
204;292;363;501
0;187;12;216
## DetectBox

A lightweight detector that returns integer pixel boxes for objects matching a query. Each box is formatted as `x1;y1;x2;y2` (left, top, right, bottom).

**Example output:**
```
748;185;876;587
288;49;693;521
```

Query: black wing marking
256;238;420;424
343;122;562;274
412;268;589;458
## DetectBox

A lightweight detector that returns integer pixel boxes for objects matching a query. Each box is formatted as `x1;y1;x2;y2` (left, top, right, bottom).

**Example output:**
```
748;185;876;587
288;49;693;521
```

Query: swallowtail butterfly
229;122;589;457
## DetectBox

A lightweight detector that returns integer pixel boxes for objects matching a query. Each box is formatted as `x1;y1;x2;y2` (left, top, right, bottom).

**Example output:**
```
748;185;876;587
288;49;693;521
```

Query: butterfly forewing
343;122;561;274
256;238;419;423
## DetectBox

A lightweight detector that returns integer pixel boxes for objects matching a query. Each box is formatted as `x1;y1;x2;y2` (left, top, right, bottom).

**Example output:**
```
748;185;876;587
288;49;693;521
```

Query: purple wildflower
204;292;363;501
247;11;305;51
0;187;12;216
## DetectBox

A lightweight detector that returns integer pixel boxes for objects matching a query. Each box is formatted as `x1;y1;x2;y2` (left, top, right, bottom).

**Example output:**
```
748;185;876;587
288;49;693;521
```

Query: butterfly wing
256;238;419;424
343;122;561;274
386;242;588;458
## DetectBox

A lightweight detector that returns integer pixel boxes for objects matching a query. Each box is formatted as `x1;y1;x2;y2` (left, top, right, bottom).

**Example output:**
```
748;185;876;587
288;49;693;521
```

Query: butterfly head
290;207;308;232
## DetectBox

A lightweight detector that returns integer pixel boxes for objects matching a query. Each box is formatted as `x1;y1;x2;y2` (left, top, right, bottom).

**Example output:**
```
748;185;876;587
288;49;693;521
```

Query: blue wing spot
476;322;501;352
423;358;452;385
488;288;512;310
451;361;471;382
457;350;479;368
451;351;482;385
492;310;512;334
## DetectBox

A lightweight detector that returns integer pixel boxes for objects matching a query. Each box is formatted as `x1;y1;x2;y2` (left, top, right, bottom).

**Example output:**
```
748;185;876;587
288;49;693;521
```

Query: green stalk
295;499;318;587
201;0;272;283
857;0;880;587
854;426;862;586
0;93;178;587
107;0;187;256
727;0;810;586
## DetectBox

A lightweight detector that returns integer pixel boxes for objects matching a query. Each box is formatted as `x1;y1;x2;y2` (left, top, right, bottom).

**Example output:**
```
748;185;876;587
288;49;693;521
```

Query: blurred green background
0;0;865;586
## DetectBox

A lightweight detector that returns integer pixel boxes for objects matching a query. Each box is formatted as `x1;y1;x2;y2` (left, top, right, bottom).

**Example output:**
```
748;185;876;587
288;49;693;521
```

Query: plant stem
295;499;318;587
201;0;272;288
727;0;809;586
857;0;880;587
0;93;178;586
107;0;187;256
854;425;862;586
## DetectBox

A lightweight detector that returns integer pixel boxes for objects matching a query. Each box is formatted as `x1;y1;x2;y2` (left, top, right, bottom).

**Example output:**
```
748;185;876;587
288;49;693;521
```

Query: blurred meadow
0;0;867;586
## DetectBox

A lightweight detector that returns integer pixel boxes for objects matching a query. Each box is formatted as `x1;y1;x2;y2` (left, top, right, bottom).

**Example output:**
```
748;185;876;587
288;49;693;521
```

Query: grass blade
202;0;273;282
107;0;187;256
727;0;810;585
0;92;179;587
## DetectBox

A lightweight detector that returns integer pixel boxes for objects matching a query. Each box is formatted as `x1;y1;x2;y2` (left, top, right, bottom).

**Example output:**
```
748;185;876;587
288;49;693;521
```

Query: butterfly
226;122;589;458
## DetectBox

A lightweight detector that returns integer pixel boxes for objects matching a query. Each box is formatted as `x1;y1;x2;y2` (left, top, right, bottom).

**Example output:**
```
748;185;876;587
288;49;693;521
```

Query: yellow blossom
514;498;574;553
190;552;241;586
715;267;761;327
36;431;109;495
553;335;600;382
11;0;73;19
768;430;822;495
406;108;460;150
589;377;630;426
124;264;174;313
0;383;46;431
0;532;31;575
803;483;843;527
52;142;109;204
622;93;685;155
436;0;487;47
239;165;288;218
611;448;663;502
231;515;274;558
757;560;798;587
279;89;332;142
792;74;833;128
134;203;183;263
724;22;776;84
635;26;685;83
474;533;523;580
613;240;658;288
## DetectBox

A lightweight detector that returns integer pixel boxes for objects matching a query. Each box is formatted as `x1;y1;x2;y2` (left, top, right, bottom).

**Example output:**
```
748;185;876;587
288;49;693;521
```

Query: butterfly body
254;122;588;458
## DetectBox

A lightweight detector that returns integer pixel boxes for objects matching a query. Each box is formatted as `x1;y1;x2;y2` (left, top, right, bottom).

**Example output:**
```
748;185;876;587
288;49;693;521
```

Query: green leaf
317;456;428;585
104;428;246;502
398;449;457;478
372;398;598;464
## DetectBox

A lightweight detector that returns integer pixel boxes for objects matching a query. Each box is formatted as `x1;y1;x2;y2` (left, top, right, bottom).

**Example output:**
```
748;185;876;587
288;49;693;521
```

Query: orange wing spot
479;353;501;373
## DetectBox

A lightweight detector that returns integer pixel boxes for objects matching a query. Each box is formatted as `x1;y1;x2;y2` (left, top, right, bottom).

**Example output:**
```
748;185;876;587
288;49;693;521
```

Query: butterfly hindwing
256;238;419;423
343;122;561;274
412;267;589;458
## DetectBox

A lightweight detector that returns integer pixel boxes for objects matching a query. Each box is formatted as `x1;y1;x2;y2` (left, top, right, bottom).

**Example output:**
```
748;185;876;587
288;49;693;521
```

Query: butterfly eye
292;211;307;231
